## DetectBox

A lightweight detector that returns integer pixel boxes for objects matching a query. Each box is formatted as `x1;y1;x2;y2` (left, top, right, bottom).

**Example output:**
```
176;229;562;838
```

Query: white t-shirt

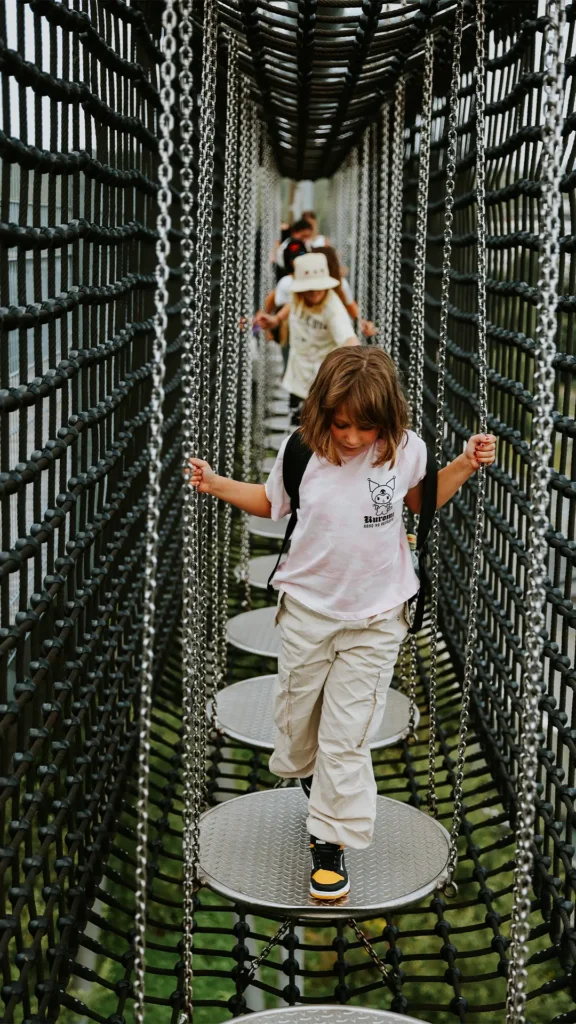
310;235;327;248
282;290;355;399
265;431;428;619
275;275;292;307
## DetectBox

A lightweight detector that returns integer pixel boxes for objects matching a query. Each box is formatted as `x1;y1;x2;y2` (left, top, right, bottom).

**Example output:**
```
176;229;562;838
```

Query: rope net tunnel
0;0;574;1022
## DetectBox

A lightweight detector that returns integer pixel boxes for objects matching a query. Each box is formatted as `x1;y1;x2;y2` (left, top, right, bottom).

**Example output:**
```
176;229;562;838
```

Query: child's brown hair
299;347;409;468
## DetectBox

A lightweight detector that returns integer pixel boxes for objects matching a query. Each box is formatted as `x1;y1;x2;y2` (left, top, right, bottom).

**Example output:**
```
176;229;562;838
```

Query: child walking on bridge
188;347;496;901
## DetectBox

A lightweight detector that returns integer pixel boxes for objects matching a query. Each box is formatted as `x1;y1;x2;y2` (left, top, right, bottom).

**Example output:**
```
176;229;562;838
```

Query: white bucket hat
288;252;340;292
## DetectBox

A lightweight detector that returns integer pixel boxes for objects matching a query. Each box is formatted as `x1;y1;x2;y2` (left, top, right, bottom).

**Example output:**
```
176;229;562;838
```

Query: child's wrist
460;450;477;475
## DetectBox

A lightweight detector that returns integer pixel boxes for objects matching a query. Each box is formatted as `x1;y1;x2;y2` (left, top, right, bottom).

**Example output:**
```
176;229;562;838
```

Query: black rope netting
0;1;575;1023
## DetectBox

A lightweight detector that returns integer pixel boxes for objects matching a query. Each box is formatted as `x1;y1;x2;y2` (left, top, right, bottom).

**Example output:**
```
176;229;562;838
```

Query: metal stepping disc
234;555;280;590
269;399;289;415
265;415;292;432
248;515;288;540
215;676;419;750
199;789;450;921
239;1010;426;1023
227;607;279;657
267;433;290;451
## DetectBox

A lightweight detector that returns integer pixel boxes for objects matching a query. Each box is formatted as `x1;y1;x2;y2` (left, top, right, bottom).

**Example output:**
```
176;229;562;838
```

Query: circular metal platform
239;1010;427;1023
215;676;419;750
248;515;287;540
267;433;290;452
234;555;280;589
199;789;450;920
265;415;291;432
227;606;279;656
269;399;290;415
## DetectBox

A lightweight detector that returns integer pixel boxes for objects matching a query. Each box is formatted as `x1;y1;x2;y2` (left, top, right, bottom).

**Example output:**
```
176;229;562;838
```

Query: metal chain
238;85;256;609
356;131;371;334
348;919;392;984
409;31;434;434
238;919;291;993
444;0;487;891
209;30;229;707
253;130;270;481
387;77;405;363
370;121;379;332
506;2;566;1019
179;0;200;1013
426;0;464;822
407;632;418;741
349;147;359;302
376;104;390;348
180;0;218;1018
132;4;176;1021
218;35;241;720
135;1;176;1010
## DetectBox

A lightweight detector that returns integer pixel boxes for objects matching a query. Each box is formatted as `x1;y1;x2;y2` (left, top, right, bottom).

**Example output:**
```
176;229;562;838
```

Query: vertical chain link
132;4;176;1020
426;0;463;821
349;147;360;302
370;121;379;332
179;0;200;1014
409;32;434;435
219;36;241;716
238;86;257;609
506;2;566;1019
387;78;406;363
356;130;371;335
253;128;268;481
444;0;487;890
376;104;390;348
180;0;218;1018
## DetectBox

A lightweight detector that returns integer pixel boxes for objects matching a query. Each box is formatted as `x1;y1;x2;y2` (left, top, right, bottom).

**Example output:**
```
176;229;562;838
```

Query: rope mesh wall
0;2;575;1024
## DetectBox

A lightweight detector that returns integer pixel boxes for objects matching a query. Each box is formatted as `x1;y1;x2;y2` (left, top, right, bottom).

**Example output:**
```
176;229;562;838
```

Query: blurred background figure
275;218;313;281
315;246;377;340
301;210;329;249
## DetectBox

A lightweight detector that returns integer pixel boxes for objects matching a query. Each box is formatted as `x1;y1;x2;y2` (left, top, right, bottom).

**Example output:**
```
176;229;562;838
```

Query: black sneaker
309;836;350;900
299;775;313;799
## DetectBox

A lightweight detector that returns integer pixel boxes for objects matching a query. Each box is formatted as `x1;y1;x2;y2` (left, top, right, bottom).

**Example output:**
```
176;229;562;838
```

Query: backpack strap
409;446;438;634
267;431;313;593
415;446;438;550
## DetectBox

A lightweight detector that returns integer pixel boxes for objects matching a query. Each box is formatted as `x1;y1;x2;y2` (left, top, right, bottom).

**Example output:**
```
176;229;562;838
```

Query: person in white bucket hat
255;251;359;424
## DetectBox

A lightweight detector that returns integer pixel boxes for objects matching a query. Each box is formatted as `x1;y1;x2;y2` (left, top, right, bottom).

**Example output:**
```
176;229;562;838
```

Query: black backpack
267;431;437;634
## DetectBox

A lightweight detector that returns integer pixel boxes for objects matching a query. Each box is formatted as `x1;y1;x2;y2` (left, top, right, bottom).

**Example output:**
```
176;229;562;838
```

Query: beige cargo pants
269;593;409;849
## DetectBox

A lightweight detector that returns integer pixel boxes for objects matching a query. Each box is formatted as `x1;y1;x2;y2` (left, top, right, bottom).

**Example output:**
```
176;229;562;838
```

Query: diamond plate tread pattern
226;607;280;657
216;675;419;750
248;515;287;540
242;1009;427;1023
199;789;450;920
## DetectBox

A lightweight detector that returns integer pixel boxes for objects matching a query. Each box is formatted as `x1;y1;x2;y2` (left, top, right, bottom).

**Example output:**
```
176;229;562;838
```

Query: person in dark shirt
276;218;313;281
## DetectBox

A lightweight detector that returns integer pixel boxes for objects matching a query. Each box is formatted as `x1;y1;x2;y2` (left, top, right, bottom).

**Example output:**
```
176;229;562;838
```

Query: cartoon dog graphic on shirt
368;476;396;516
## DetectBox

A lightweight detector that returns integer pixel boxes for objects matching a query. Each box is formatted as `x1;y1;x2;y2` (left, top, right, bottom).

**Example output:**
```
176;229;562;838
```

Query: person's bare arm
404;434;496;513
254;303;290;330
187;459;272;517
264;289;276;314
